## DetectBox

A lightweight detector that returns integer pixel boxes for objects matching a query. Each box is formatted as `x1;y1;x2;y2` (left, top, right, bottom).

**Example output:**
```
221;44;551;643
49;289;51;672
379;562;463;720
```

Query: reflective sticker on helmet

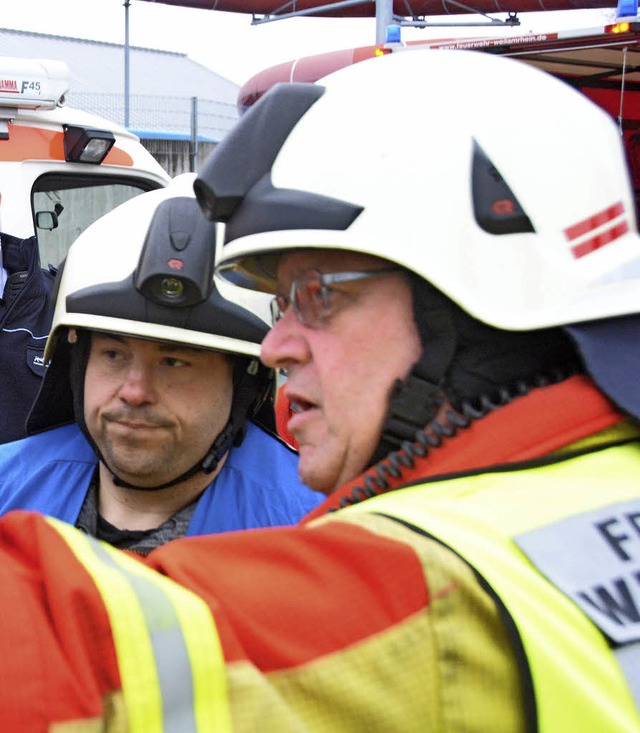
471;141;534;235
565;201;629;259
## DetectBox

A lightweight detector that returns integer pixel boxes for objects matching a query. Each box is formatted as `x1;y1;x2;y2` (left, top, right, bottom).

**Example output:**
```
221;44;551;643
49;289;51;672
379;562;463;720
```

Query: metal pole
124;0;130;128
190;96;198;172
375;0;393;43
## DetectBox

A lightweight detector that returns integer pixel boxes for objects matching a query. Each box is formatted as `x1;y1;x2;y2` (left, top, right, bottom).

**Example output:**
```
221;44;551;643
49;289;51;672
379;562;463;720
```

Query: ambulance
0;56;170;269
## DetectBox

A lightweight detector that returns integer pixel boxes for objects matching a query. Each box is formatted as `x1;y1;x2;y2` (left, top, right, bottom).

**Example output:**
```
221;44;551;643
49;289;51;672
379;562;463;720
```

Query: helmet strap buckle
371;365;445;465
201;422;235;474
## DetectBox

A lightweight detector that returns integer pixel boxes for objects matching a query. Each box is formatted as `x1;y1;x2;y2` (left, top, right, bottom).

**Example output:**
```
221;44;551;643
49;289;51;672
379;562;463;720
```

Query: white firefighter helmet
198;49;640;332
28;174;273;455
46;173;268;362
197;48;640;428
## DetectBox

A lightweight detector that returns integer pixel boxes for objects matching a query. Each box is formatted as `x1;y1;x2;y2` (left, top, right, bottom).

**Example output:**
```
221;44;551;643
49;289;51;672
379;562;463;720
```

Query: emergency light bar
0;57;70;111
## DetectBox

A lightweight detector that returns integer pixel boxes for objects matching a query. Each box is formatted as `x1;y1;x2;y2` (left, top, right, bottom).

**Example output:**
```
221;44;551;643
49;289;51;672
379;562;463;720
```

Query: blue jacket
0;422;322;533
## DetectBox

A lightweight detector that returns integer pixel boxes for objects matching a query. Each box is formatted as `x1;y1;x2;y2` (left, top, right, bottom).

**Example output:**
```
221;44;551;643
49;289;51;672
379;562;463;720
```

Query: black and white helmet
198;49;640;433
29;175;274;487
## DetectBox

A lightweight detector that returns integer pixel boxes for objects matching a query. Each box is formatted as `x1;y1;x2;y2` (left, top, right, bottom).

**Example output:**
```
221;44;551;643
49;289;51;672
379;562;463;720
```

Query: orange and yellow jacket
0;375;637;732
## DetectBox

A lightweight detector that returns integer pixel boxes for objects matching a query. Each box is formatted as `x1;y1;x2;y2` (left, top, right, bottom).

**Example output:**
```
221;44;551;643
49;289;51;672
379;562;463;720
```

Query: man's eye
317;286;341;309
103;349;124;361
163;357;189;368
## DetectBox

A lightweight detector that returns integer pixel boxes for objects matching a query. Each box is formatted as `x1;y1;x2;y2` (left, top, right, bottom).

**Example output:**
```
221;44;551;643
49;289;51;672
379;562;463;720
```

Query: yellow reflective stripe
51;519;163;732
48;519;232;733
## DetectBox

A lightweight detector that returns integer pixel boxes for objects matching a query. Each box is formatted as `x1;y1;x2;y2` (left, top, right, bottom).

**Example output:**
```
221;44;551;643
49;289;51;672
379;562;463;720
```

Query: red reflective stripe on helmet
571;219;630;258
564;201;628;259
564;201;625;241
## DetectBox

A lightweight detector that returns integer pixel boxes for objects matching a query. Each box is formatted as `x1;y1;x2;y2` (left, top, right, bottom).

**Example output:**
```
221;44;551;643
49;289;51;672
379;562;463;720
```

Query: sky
0;0;619;86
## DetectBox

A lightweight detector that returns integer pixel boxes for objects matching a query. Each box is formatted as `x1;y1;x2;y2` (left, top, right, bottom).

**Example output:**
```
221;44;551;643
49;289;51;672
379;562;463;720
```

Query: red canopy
137;0;615;20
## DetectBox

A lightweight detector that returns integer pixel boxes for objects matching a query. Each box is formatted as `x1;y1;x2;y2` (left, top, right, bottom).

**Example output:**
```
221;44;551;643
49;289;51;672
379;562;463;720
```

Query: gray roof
0;27;240;141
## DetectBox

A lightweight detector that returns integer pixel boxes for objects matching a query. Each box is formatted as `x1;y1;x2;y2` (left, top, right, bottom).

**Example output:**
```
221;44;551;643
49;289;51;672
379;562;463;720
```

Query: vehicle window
32;174;163;268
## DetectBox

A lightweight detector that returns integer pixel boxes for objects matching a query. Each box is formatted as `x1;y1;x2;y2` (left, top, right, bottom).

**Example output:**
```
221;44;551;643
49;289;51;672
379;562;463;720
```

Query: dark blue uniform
0;234;56;444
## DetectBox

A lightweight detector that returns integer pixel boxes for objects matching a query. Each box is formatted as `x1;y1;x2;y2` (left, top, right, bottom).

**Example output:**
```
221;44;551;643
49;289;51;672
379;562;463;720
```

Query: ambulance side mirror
35;210;59;231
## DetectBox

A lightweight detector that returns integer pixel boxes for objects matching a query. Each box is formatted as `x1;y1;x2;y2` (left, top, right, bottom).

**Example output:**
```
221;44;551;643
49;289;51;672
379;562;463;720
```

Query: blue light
385;24;401;43
617;0;638;18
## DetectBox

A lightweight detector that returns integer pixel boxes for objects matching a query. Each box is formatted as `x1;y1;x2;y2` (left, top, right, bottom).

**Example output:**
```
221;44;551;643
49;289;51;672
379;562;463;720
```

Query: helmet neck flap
370;276;582;465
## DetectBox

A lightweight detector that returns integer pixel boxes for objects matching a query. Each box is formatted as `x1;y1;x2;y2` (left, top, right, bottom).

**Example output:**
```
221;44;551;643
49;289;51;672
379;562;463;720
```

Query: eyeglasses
270;267;399;328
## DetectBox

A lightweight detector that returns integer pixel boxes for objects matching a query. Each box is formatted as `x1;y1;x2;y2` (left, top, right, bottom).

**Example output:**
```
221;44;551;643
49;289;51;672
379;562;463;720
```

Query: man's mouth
103;409;173;429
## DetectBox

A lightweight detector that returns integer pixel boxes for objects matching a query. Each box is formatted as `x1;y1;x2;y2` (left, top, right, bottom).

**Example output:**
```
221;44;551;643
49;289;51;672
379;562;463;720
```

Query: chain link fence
68;92;240;175
69;92;239;142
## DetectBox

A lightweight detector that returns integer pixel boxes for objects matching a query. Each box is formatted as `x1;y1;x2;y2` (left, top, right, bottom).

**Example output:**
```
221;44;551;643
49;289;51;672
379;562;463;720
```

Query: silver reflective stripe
91;539;197;733
617;642;640;711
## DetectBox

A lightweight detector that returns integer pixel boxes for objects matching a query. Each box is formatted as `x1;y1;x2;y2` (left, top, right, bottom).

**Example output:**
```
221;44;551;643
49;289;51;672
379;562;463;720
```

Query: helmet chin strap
368;277;457;466
368;275;582;468
107;365;263;490
368;351;447;466
69;331;268;493
109;421;235;492
108;364;267;491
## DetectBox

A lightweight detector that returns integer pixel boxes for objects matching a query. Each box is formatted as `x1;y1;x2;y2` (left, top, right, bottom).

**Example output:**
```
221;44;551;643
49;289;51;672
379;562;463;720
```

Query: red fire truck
238;17;640;202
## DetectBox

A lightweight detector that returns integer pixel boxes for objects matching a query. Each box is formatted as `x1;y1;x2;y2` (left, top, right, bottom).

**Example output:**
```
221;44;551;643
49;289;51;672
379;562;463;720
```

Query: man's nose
117;361;157;405
261;309;310;370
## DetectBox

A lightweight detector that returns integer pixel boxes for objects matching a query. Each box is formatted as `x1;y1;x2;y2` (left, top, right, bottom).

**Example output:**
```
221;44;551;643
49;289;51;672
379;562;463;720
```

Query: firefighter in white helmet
192;48;640;729
0;175;321;553
0;49;635;731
